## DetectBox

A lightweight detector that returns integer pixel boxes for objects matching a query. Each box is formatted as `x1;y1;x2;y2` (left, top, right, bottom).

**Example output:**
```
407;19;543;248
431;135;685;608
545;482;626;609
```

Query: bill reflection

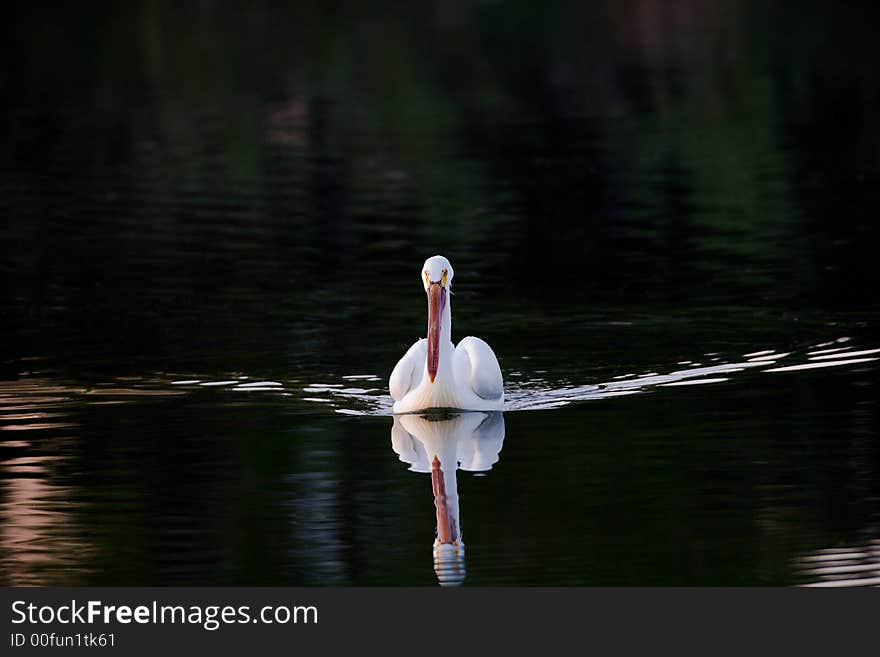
391;411;505;586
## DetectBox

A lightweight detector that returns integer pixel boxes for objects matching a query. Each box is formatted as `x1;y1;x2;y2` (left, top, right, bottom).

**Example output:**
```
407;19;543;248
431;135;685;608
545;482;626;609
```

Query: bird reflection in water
391;411;505;586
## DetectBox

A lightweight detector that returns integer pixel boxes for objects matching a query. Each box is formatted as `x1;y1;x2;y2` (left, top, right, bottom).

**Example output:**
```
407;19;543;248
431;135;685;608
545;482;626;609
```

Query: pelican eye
441;269;448;287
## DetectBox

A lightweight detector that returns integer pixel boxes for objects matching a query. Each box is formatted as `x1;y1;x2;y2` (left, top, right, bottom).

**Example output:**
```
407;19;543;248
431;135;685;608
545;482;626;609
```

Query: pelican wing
389;338;427;401
453;336;504;401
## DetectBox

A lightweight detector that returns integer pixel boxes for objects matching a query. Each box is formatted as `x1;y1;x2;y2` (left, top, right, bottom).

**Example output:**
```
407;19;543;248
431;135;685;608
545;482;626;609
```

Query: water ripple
253;337;878;415
2;338;876;419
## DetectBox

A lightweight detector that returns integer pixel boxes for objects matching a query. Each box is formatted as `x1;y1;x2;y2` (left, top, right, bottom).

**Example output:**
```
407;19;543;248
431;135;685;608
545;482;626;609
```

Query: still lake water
2;2;880;586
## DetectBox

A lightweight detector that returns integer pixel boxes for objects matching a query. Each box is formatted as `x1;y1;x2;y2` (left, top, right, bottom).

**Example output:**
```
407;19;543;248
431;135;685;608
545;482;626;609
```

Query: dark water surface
2;1;880;586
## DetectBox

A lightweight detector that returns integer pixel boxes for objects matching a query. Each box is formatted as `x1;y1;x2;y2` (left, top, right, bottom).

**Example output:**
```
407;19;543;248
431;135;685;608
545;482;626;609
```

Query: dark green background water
2;1;879;586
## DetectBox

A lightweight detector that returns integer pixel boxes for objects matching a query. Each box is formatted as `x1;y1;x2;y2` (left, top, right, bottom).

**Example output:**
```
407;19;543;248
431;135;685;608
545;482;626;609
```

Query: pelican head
422;255;454;383
421;255;454;292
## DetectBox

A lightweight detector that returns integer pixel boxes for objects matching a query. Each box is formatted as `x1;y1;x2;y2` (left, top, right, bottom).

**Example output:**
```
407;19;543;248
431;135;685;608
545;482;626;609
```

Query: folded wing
453;336;504;402
389;339;427;401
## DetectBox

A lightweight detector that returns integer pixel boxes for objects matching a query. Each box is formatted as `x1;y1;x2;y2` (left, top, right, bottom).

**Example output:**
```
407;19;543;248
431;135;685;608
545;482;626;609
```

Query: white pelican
390;255;504;414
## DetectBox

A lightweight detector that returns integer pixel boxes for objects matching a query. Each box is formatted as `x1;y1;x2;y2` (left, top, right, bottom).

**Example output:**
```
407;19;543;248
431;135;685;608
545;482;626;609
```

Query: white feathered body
390;336;504;413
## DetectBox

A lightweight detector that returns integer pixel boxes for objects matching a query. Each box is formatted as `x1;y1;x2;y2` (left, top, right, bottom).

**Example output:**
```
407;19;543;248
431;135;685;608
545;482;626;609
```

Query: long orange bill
426;283;446;383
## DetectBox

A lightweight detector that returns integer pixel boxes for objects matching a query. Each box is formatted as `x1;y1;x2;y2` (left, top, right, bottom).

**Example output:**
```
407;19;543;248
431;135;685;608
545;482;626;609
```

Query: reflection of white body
391;411;505;586
390;256;504;414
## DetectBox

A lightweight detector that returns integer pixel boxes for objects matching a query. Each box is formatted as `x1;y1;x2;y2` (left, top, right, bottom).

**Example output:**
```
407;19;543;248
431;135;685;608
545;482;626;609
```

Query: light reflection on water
0;454;92;586
0;381;87;585
796;540;880;587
